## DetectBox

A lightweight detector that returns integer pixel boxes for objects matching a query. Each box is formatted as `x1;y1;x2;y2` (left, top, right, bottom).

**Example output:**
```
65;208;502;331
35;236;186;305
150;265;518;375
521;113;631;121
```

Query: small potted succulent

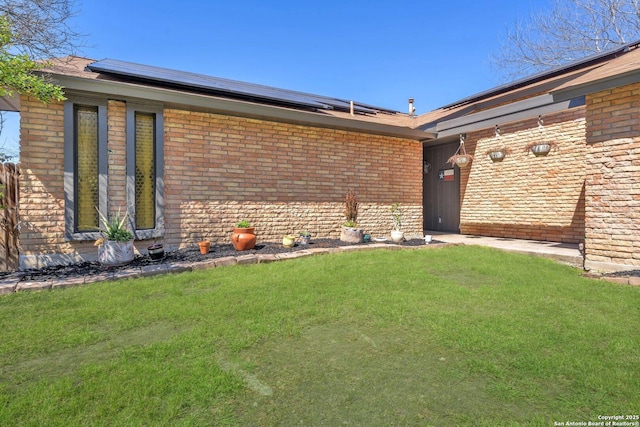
299;230;311;245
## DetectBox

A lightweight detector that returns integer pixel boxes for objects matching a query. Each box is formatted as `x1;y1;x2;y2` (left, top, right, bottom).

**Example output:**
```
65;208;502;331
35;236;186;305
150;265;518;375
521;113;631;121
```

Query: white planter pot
390;230;404;243
98;240;134;266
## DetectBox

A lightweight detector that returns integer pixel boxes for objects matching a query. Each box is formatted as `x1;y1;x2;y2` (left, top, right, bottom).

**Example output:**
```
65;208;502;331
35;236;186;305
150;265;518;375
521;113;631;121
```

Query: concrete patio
425;231;584;268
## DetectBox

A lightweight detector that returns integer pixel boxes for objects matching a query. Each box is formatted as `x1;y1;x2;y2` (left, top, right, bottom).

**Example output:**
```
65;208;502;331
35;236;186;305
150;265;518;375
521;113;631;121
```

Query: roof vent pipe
350;100;354;116
409;98;416;116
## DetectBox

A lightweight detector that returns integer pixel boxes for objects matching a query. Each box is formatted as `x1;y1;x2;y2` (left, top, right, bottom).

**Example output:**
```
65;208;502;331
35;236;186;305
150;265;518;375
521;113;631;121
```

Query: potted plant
94;208;134;266
484;146;512;162
390;203;404;243
147;241;165;261
299;230;311;245
198;240;210;254
339;189;364;243
447;134;474;168
231;219;256;251
525;141;558;157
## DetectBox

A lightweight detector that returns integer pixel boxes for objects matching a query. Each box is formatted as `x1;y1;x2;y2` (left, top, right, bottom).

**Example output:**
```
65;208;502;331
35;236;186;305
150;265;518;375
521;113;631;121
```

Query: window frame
64;97;108;241
126;102;165;240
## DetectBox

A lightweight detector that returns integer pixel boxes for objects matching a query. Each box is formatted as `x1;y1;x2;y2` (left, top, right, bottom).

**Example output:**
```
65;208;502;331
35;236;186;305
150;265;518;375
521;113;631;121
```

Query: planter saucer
373;237;387;242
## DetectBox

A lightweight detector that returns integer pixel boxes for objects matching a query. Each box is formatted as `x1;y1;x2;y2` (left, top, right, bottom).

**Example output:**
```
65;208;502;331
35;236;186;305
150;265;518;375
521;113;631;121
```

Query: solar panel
86;59;395;114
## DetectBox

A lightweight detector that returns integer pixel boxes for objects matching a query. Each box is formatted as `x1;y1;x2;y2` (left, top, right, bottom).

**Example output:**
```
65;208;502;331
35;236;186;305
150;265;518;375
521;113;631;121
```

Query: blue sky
2;0;552;159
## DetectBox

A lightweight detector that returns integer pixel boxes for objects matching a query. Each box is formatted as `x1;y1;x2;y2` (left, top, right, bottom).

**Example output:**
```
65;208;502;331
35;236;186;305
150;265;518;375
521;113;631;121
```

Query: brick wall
107;100;127;209
584;83;640;270
163;109;423;248
18;98;423;266
458;108;586;243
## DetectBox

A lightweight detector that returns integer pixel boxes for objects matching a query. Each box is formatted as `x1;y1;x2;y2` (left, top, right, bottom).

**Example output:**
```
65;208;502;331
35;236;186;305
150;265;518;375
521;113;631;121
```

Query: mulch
14;238;431;283
10;238;639;286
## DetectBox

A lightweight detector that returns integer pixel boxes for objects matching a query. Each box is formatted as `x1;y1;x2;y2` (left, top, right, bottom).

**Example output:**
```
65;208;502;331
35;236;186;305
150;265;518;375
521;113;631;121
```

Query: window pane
135;112;155;229
75;106;99;232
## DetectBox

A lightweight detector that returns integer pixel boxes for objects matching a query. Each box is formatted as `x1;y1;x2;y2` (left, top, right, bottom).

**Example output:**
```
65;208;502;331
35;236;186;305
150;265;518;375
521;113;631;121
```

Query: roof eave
51;74;435;142
551;68;640;101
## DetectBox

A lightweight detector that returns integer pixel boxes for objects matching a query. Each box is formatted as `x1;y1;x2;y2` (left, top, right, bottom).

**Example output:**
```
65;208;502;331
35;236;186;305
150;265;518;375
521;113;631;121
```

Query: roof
21;41;640;141
39;56;432;141
414;40;640;138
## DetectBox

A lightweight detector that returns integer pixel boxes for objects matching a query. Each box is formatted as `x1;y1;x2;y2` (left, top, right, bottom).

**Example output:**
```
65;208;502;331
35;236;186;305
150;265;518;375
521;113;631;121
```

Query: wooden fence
0;163;19;271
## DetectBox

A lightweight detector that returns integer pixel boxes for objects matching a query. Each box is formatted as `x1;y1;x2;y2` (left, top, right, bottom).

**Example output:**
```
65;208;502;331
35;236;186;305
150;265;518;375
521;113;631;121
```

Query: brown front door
423;142;460;232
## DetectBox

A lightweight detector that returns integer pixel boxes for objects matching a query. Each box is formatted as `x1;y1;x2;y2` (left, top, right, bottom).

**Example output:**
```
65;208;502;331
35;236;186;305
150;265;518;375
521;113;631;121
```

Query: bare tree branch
0;0;84;59
491;0;640;81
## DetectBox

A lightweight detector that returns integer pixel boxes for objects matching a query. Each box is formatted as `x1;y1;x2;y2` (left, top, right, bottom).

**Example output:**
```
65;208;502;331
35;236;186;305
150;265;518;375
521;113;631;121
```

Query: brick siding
163;109;423;248
18;98;423;266
585;83;640;270
458;108;586;243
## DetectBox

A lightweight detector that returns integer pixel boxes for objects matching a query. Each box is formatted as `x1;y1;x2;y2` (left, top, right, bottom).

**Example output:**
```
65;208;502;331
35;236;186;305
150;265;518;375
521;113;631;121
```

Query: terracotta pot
231;227;256;251
198;241;210;254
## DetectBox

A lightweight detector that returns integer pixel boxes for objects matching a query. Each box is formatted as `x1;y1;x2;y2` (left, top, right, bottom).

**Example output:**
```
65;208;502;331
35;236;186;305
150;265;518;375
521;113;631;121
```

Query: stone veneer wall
18;97;423;266
584;83;640;271
458;108;586;243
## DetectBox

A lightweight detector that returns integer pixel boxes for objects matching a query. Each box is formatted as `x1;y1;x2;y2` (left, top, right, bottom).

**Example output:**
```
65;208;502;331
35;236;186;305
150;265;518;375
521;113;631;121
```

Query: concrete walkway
425;231;584;268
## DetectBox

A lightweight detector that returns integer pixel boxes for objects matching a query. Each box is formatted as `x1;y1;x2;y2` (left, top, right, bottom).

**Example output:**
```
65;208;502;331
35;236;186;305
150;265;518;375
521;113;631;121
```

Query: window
74;105;100;231
134;112;156;229
64;98;108;240
64;98;163;241
126;104;164;239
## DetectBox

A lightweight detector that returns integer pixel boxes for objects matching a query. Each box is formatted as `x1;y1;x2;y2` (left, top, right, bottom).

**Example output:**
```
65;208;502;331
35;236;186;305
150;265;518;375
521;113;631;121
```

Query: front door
423;142;460;232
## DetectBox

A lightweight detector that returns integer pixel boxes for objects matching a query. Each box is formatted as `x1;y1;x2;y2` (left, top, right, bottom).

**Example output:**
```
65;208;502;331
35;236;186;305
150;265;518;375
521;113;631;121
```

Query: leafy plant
0;16;66;104
235;220;251;228
343;189;358;226
299;231;311;237
96;208;133;242
390;203;403;231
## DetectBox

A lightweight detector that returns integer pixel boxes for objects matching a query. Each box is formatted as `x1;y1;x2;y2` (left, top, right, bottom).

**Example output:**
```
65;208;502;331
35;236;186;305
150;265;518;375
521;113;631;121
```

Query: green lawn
0;246;638;426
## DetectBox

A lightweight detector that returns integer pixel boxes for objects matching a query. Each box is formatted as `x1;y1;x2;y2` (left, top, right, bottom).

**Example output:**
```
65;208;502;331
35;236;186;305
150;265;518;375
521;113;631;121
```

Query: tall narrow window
126;103;164;240
134;112;156;229
74;105;99;232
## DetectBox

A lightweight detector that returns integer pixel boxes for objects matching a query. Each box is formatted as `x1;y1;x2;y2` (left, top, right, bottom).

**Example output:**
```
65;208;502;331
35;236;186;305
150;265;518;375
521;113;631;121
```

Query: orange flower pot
231;227;256;251
198;240;210;254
